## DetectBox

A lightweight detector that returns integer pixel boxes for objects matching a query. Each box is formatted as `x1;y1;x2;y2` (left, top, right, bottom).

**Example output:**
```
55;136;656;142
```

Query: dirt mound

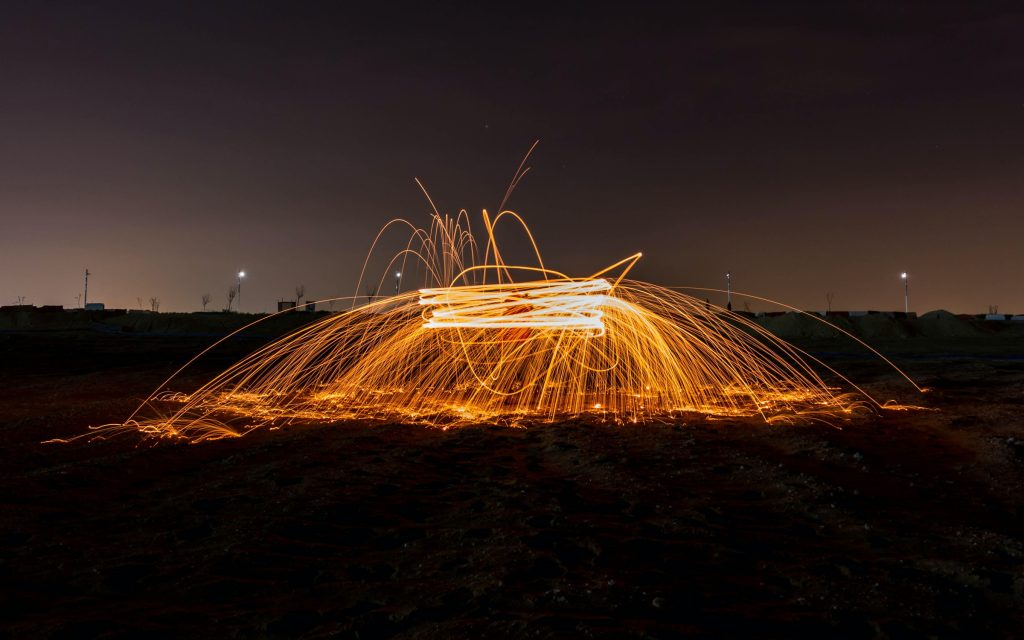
0;309;328;337
0;309;97;331
848;313;911;340
916;310;983;338
756;312;847;339
106;312;256;335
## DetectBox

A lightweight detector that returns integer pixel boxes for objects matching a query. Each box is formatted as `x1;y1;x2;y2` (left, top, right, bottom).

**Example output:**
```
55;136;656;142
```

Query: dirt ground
1;331;1023;638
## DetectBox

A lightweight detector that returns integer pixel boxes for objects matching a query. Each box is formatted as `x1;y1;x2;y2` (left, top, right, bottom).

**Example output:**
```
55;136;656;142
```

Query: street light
901;272;909;314
726;271;732;311
237;270;245;312
395;271;402;295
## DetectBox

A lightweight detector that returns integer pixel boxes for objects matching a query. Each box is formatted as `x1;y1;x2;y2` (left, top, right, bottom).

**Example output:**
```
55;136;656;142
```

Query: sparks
67;205;920;443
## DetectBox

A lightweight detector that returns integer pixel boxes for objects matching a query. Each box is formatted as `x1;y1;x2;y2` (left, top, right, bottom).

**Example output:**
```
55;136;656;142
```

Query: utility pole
84;269;90;307
726;271;732;311
901;272;909;314
237;271;245;312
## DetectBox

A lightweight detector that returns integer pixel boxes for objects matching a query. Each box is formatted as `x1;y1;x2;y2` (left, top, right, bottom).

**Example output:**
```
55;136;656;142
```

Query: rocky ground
1;331;1022;638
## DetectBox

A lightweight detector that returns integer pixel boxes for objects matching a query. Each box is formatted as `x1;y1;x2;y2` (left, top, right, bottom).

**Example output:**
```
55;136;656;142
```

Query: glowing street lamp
237;270;246;312
900;272;909;314
395;271;402;295
726;271;732;311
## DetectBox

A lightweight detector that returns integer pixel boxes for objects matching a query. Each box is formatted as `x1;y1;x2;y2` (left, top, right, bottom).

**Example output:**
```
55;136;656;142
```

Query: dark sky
2;1;1022;313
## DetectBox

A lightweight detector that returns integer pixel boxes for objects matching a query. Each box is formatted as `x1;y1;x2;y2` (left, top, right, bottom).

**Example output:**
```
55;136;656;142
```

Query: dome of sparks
75;207;919;443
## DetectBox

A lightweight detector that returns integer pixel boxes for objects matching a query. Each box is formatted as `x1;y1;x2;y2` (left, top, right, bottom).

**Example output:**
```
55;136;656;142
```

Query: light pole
237;271;245;312
395;271;402;295
726;271;732;311
901;272;909;314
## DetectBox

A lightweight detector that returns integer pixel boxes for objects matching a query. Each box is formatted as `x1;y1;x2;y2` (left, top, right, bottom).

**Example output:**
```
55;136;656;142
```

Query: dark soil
1;331;1022;638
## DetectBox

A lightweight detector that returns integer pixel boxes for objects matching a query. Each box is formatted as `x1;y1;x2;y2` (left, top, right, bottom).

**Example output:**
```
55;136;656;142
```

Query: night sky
2;2;1022;313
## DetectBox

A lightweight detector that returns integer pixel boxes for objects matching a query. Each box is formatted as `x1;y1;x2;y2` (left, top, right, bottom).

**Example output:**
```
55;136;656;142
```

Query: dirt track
1;332;1023;638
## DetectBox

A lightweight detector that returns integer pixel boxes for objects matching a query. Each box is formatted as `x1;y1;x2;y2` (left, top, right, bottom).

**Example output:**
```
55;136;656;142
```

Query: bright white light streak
420;279;611;332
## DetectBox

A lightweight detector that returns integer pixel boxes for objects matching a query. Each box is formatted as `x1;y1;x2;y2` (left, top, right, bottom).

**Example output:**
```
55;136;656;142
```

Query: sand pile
106;312;252;335
916;310;983;338
756;312;847;339
0;309;99;331
757;310;988;342
848;314;911;340
105;311;328;336
0;309;328;337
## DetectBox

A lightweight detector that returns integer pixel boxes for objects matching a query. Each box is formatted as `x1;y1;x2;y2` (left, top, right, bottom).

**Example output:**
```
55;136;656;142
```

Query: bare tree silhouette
826;292;835;314
201;293;211;311
227;286;238;311
295;284;306;309
149;297;160;312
